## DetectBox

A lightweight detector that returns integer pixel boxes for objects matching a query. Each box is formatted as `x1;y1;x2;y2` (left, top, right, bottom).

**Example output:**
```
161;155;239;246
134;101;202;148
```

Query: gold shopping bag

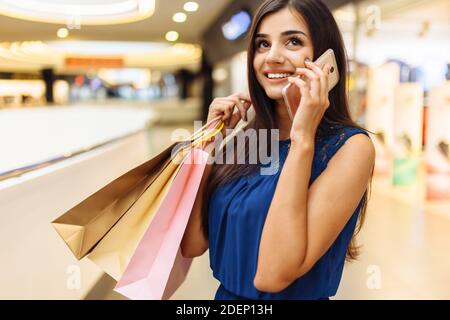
86;152;184;280
87;121;223;280
52;118;223;261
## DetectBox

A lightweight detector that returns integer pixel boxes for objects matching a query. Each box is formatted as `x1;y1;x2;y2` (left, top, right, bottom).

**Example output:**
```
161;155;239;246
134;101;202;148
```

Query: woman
181;0;375;300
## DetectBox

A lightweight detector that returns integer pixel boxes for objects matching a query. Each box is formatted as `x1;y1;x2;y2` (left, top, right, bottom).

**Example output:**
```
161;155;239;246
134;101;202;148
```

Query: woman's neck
274;99;292;140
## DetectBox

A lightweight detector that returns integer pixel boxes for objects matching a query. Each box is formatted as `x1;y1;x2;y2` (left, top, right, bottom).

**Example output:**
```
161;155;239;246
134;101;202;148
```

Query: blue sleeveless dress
208;125;369;300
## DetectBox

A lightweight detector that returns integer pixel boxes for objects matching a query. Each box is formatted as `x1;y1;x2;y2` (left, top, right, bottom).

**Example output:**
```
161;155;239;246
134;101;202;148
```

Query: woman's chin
265;89;284;100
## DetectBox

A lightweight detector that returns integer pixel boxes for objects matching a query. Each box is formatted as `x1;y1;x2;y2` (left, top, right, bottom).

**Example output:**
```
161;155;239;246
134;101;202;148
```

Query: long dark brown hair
202;0;373;261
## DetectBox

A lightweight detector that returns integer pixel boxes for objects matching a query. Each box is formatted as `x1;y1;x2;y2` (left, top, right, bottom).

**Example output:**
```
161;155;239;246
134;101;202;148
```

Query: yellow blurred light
57;28;69;38
212;68;228;82
165;31;179;42
10;42;20;52
137;0;153;15
334;9;356;23
0;40;202;68
173;12;187;23
184;2;199;12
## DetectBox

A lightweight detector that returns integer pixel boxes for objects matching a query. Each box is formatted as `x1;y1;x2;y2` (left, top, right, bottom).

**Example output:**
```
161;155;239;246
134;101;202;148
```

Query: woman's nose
266;47;285;64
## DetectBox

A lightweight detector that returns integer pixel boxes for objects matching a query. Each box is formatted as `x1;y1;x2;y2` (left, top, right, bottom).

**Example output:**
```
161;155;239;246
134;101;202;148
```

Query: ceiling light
57;28;69;39
173;12;187;23
0;0;156;25
184;2;199;12
137;0;154;15
165;31;179;42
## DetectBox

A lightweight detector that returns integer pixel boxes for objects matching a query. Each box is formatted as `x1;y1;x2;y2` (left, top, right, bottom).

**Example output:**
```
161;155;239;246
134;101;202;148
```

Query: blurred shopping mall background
0;0;449;300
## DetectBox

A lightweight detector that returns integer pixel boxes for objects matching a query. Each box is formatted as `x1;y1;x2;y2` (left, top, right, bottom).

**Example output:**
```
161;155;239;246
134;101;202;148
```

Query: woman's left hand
288;60;331;142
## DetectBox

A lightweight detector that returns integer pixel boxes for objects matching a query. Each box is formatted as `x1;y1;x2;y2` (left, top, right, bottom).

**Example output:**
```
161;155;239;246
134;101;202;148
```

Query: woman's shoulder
315;124;374;165
317;124;370;144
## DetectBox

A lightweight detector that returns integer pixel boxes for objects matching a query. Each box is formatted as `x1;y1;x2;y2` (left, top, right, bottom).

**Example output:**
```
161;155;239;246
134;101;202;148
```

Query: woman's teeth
266;73;293;79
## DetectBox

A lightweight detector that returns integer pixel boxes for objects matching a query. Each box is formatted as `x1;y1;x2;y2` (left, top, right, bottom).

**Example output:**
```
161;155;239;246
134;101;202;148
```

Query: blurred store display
365;63;399;177
330;0;450;195
425;82;450;200
392;83;423;186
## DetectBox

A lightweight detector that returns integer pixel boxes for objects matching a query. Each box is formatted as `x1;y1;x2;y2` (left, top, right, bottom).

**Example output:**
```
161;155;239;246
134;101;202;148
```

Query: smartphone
282;48;340;120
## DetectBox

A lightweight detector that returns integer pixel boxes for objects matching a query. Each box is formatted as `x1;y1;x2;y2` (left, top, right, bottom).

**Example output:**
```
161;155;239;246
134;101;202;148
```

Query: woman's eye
256;40;270;49
288;38;303;46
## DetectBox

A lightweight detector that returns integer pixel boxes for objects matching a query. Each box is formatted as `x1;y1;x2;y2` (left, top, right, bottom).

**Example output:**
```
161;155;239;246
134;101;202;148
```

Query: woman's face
253;7;314;102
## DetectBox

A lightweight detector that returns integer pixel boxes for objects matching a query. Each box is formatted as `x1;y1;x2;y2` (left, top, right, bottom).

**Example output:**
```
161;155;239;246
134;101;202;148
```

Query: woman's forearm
255;136;315;289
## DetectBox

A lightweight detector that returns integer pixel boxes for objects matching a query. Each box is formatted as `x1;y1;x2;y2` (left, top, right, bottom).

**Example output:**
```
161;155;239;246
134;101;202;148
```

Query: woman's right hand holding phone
288;62;331;142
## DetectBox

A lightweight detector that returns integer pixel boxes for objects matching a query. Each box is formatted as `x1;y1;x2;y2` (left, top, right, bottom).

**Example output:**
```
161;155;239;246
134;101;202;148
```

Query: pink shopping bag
114;147;210;300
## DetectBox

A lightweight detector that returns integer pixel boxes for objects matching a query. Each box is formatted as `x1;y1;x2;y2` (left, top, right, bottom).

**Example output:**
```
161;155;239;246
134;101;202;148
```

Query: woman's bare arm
180;160;213;258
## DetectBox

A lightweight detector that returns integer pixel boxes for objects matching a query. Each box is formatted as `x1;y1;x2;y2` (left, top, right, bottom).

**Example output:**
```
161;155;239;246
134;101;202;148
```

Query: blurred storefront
0;42;202;107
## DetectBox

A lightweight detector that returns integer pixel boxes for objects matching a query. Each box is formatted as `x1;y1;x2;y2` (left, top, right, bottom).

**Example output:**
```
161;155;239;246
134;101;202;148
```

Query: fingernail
305;58;311;62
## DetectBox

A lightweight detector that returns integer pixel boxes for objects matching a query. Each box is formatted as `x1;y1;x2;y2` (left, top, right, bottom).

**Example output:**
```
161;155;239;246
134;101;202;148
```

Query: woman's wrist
290;129;316;147
290;138;314;154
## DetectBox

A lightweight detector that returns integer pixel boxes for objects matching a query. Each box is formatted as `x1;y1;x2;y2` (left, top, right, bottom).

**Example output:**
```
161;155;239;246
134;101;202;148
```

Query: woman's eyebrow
255;30;309;39
282;30;308;38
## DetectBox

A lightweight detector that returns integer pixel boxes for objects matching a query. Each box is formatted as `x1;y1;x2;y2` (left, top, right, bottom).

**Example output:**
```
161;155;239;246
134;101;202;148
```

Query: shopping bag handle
171;121;223;164
188;116;223;142
192;121;224;149
171;117;224;160
178;120;224;151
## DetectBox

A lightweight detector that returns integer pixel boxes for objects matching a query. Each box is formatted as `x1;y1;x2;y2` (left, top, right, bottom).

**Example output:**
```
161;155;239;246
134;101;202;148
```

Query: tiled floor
97;123;450;300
